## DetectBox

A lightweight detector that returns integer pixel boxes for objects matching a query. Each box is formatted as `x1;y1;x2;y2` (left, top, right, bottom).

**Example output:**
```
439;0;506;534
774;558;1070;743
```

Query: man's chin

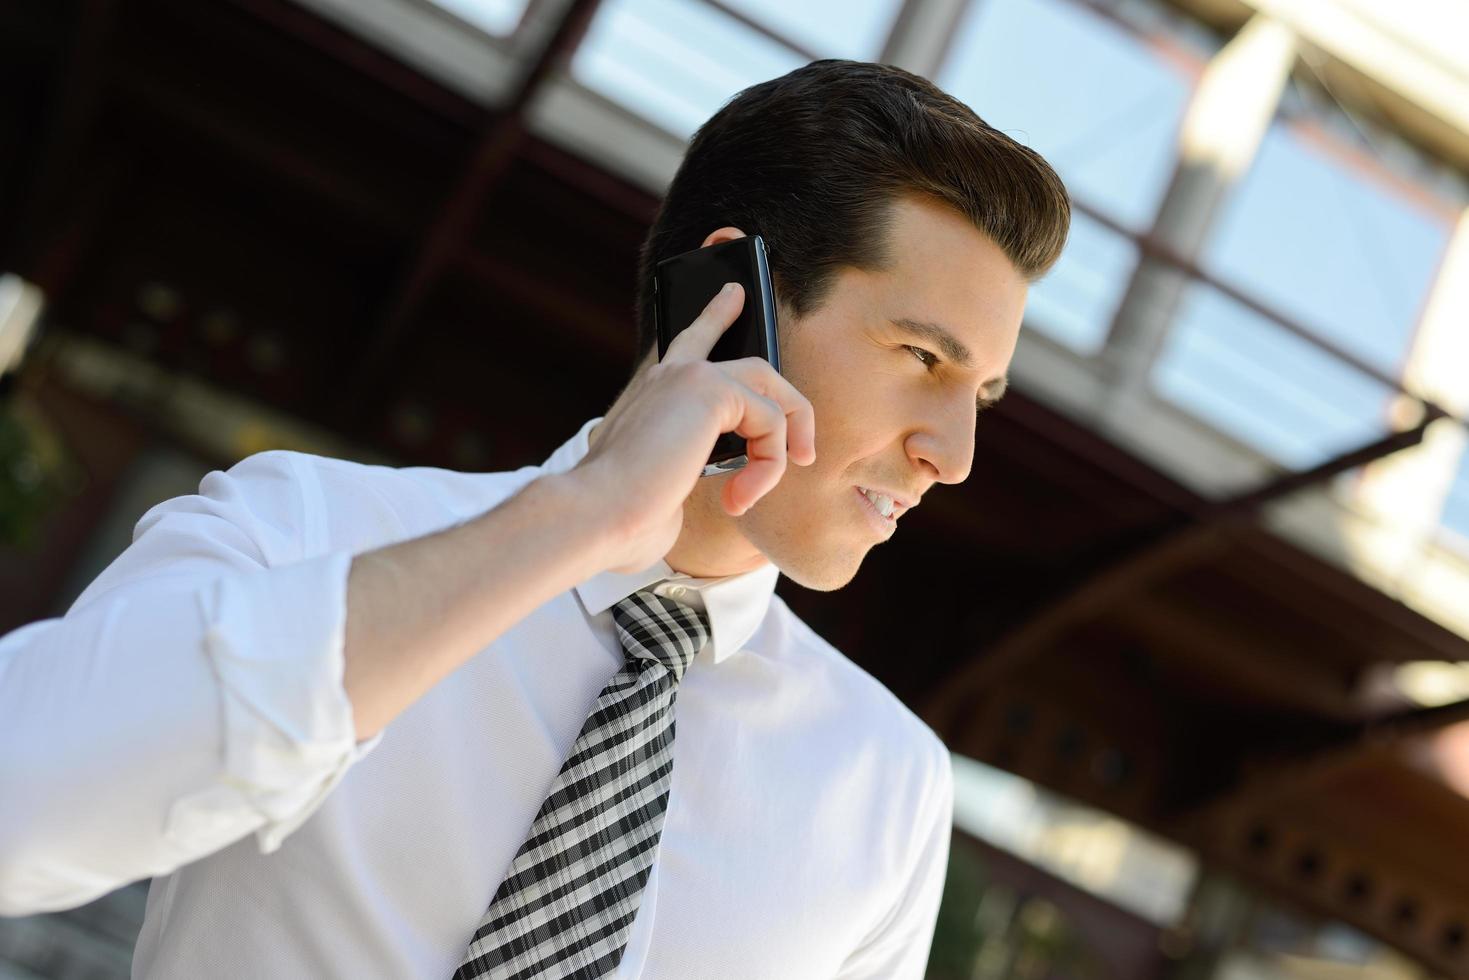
751;534;866;592
735;496;870;591
777;557;863;592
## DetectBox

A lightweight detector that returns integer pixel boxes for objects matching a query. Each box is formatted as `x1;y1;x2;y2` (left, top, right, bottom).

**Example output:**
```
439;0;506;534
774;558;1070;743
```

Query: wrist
520;468;625;575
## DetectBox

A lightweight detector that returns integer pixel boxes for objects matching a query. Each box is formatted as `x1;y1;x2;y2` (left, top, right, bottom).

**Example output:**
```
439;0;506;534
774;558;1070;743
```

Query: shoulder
756;595;954;896
236;449;543;541
760;594;950;781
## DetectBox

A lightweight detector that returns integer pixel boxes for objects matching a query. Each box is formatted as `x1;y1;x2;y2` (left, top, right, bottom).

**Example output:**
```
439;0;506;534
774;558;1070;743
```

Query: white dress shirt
0;416;954;979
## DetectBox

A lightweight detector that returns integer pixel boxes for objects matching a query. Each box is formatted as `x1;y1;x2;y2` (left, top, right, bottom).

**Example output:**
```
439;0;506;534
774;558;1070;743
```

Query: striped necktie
454;588;711;979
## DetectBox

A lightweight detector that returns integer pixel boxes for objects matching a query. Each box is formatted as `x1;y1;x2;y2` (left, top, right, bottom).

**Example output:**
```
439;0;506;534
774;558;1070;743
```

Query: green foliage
928;836;1111;980
0;399;81;550
928;836;994;978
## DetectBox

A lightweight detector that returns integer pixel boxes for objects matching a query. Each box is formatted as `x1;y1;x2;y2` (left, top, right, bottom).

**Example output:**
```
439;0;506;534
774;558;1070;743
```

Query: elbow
0;763;59;915
0;809;134;917
0;708;41;915
0;736;119;917
0;798;65;917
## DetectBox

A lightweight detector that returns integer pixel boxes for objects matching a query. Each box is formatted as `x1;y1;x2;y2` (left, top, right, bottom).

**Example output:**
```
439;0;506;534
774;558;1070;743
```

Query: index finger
661;282;745;365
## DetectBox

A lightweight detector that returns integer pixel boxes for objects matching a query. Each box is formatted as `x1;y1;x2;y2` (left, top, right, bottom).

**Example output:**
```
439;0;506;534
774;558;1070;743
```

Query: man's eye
905;345;938;368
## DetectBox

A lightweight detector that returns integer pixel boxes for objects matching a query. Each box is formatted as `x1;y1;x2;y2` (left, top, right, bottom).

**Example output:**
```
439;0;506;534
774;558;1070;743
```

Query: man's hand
569;282;816;574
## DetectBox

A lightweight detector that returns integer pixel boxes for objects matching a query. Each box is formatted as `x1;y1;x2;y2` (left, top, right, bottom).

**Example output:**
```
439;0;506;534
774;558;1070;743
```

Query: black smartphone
654;235;781;477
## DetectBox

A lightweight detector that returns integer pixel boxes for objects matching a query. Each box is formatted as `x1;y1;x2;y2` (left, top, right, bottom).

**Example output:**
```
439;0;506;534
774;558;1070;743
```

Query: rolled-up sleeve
0;450;382;917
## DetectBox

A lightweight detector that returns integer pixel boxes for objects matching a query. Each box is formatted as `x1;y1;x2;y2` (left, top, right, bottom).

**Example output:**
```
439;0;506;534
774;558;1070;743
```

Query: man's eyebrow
890;317;1008;407
891;317;974;367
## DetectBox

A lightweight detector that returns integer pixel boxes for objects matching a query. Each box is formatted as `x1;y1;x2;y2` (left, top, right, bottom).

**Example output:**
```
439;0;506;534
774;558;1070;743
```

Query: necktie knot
458;586;709;978
611;588;710;683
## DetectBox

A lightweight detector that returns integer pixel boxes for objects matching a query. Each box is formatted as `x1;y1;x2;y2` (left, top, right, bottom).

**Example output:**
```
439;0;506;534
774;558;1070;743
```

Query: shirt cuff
160;549;383;857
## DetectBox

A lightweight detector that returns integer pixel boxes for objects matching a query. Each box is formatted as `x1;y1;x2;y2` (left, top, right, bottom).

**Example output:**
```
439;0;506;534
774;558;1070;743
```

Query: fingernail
721;282;735;295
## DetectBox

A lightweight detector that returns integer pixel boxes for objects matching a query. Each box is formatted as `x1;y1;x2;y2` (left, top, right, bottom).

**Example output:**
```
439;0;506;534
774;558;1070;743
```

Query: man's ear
700;226;747;248
632;234;740;384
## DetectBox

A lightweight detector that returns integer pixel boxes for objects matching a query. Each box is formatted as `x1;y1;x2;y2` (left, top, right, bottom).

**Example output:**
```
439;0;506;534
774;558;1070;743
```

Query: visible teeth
861;488;895;518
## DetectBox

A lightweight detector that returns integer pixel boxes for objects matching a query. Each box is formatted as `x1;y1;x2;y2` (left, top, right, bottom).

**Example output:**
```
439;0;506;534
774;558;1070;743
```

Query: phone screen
653;235;781;475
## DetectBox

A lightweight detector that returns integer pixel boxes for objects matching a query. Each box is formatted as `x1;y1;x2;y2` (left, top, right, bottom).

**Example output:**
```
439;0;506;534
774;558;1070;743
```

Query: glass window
571;0;808;139
951;753;1197;926
937;0;1199;235
937;0;1205;355
1024;210;1138;355
426;0;533;36
718;0;900;59
1152;283;1399;469
1153;67;1462;473
1199;113;1454;377
1282;68;1469;212
1443;449;1469;546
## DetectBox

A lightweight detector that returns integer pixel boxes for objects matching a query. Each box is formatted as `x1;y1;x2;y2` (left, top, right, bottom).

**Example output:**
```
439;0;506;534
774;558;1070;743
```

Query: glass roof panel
1443;450;1469;547
1024;210;1138;355
571;0;808;140
1152;282;1399;469
937;0;1197;234
717;0;901;59
1199;117;1454;376
426;0;533;36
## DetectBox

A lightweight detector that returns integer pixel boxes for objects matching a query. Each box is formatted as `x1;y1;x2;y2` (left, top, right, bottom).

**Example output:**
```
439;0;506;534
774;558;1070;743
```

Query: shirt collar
540;417;780;665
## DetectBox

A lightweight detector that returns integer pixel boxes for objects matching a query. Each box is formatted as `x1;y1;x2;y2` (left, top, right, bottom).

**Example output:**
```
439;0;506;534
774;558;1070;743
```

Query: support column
879;0;973;77
0;275;44;381
1098;14;1298;426
1352;208;1469;581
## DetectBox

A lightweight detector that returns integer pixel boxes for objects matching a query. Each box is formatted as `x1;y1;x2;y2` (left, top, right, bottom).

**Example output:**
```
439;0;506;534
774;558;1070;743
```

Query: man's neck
663;478;770;579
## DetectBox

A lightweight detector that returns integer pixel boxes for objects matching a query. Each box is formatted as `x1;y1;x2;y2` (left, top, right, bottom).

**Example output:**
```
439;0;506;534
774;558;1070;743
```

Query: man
0;59;1068;977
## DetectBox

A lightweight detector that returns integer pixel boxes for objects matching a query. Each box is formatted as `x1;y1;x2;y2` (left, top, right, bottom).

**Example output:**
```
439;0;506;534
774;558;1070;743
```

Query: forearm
342;470;615;740
0;456;618;913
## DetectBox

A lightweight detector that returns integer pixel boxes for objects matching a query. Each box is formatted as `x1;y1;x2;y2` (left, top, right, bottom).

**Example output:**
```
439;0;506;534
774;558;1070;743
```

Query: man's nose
906;401;976;485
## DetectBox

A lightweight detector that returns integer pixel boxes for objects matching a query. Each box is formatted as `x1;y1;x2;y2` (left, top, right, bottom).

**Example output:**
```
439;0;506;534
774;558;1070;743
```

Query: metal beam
17;0;119;292
452;249;627;363
219;0;483;129
1072;193;1459;429
1171;694;1469;835
113;67;418;234
344;0;606;410
1116;595;1364;721
921;411;1442;737
702;0;821;62
1097;13;1297;426
1236;532;1469;667
879;0;973;76
1246;0;1469;145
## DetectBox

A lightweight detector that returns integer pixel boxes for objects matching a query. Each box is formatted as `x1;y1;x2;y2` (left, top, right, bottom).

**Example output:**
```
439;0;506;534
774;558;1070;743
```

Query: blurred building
1;0;1468;977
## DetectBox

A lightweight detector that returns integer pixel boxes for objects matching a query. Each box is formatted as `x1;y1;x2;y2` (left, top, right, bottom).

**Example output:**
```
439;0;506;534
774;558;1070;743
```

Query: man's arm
341;279;814;739
833;739;956;980
0;281;814;916
341;470;615;740
0;460;620;917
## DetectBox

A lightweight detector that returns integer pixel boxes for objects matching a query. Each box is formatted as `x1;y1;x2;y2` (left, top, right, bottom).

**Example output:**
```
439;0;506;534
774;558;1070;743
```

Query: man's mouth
856;486;896;518
852;486;897;536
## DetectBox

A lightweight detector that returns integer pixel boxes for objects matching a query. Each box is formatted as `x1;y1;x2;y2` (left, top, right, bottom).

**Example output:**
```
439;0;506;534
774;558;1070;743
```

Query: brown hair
631;58;1071;367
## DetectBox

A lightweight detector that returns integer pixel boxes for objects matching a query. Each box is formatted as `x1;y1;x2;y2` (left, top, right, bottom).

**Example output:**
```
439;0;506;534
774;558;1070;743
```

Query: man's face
729;193;1026;591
